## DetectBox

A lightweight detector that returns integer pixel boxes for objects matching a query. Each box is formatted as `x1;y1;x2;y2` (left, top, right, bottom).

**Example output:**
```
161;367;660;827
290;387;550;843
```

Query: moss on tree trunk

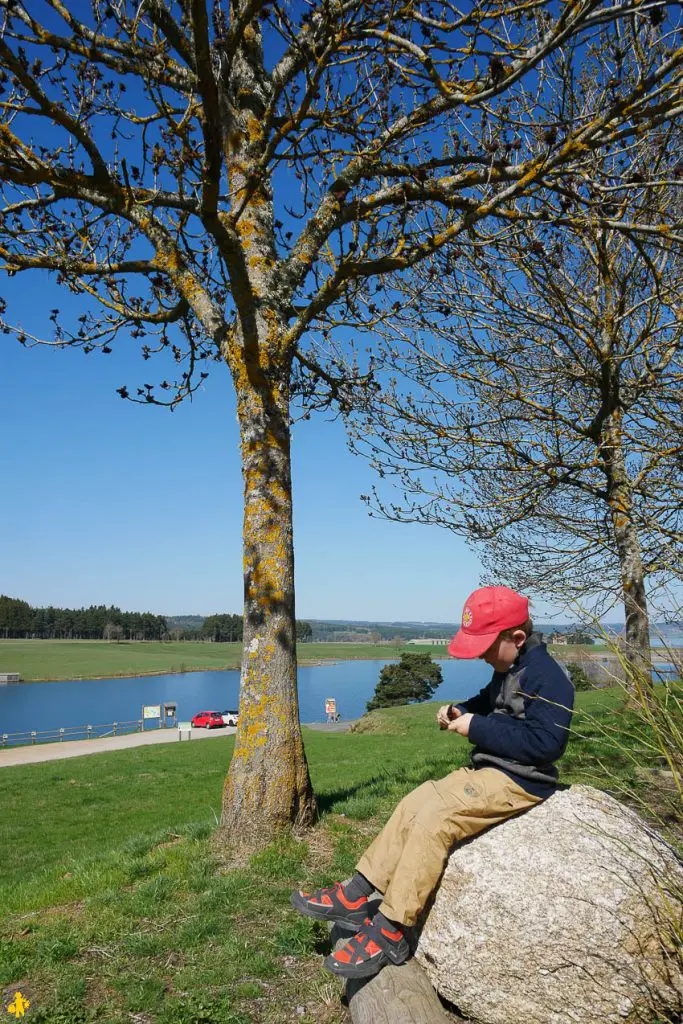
220;364;317;839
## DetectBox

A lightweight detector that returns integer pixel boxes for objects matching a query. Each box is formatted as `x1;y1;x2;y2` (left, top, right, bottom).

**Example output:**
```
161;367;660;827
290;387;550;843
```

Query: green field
0;639;443;682
0;689;626;892
1;688;677;1023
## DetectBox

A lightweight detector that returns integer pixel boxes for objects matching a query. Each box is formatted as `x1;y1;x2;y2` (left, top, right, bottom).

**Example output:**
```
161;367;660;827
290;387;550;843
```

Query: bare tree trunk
602;412;652;688
615;530;651;684
221;364;317;840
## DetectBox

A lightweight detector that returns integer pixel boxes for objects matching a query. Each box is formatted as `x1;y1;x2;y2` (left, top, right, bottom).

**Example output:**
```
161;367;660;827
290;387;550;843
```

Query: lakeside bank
0;639;438;683
1;637;679;685
0;657;338;684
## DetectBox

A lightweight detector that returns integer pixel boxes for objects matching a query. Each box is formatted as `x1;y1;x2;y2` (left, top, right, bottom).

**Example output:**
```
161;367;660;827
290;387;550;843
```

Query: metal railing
0;719;175;748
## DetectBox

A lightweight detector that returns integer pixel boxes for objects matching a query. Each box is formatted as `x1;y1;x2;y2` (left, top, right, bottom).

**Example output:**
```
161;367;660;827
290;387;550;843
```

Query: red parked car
191;711;226;730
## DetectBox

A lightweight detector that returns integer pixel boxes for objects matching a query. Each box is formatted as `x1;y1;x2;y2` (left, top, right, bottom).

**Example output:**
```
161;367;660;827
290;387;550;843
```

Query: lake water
0;658;494;739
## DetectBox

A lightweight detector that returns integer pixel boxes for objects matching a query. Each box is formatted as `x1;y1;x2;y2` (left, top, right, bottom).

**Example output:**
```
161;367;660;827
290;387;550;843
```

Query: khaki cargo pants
356;766;541;926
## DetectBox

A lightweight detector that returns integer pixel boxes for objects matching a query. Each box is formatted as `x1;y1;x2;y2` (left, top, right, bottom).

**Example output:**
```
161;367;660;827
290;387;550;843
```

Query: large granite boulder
416;785;682;1024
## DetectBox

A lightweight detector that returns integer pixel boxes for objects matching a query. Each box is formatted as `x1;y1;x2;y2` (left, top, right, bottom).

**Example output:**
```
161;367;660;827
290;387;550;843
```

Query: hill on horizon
164;614;674;642
165;614;682;643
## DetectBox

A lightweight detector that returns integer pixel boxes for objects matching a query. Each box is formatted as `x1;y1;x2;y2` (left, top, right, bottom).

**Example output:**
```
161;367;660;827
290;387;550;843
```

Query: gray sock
343;872;375;900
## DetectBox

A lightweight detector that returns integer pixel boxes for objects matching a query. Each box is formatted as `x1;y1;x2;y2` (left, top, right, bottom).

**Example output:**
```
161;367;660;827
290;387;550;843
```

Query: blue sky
2;318;506;622
1;276;576;625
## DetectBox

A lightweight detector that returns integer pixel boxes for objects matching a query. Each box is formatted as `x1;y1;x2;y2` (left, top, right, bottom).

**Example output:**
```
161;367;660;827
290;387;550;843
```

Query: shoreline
2;647;678;685
0;656;367;684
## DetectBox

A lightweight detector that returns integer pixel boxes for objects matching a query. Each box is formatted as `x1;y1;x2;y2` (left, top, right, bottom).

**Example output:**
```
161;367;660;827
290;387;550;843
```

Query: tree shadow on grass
315;774;394;814
315;754;461;815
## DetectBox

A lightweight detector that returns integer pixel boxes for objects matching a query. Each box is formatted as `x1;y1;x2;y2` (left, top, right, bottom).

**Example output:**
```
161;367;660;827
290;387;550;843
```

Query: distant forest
0;596;311;643
305;620;455;642
169;617;445;643
5;596;664;645
0;595;169;640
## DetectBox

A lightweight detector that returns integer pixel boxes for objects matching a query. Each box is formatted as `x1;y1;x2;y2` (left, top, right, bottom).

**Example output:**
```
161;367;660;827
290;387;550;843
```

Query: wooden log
330;924;451;1023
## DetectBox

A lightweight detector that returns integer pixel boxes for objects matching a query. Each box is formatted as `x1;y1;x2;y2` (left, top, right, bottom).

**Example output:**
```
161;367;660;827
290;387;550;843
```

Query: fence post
138;720;143;732
87;725;92;740
1;734;6;748
31;731;36;745
113;722;117;736
59;728;64;743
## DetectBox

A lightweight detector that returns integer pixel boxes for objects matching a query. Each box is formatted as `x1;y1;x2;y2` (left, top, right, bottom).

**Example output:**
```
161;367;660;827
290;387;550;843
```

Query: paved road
0;720;356;768
0;725;234;767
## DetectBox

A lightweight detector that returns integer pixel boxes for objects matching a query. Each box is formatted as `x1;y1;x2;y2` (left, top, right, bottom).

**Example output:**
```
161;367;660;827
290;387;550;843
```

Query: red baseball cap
448;586;529;659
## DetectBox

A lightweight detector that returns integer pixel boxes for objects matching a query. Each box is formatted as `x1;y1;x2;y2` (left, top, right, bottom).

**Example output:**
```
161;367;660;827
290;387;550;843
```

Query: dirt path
0;720;356;768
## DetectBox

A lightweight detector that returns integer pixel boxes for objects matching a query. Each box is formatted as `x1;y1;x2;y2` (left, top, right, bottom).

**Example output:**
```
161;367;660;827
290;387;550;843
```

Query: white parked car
221;710;239;727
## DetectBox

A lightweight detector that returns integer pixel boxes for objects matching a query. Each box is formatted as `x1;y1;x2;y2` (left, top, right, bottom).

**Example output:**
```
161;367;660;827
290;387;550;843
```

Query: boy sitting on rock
291;586;574;979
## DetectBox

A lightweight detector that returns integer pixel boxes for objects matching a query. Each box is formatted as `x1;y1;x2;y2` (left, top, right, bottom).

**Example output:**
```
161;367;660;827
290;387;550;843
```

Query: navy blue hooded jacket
454;633;574;798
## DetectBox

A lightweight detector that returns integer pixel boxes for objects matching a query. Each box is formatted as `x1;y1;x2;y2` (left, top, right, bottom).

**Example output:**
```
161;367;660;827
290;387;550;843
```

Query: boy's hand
448;713;473;736
437;704;461;729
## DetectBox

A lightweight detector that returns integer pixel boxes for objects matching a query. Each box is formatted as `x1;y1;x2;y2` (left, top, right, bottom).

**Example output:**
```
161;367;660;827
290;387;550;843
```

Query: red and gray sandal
290;882;374;928
324;916;410;979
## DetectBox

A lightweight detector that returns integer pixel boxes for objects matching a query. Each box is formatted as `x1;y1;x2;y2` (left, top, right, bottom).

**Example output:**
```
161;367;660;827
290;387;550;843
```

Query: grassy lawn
0;688;677;1023
0;640;439;682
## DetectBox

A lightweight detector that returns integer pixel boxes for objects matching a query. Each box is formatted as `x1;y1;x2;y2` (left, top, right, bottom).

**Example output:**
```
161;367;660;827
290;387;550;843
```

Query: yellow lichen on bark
246;116;262;145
